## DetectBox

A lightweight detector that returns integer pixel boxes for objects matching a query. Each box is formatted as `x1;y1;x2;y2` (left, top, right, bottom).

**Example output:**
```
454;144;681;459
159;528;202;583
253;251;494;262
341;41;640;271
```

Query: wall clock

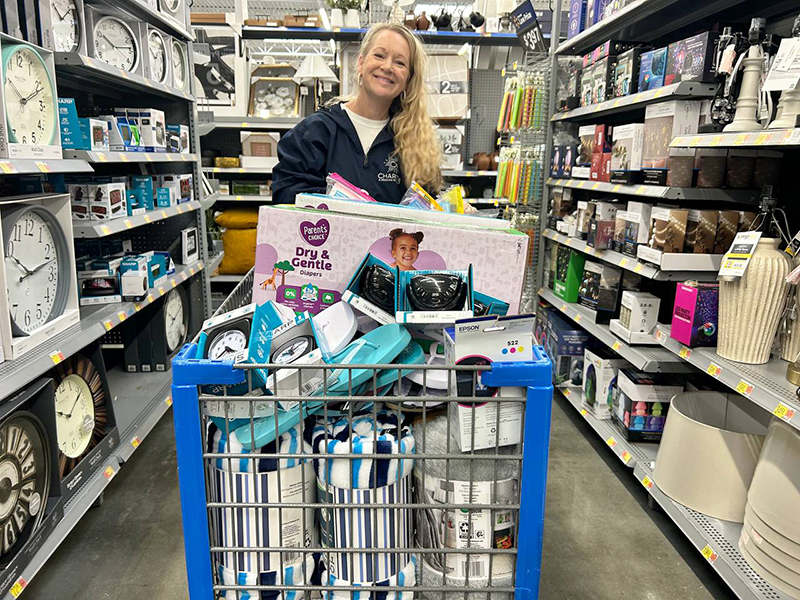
204;317;251;360
0;411;50;566
46;0;82;53
164;286;188;356
1;205;70;337
54;355;108;477
147;27;168;84
1;44;58;147
92;15;139;72
159;0;185;24
171;39;188;92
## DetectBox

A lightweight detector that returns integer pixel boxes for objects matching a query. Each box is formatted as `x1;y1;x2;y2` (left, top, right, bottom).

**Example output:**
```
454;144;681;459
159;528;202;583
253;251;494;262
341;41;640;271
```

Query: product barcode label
461;559;486;578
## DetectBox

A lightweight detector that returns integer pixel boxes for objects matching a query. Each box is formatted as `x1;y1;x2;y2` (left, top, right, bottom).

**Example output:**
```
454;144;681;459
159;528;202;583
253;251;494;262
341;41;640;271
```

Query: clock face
148;30;167;83
4;208;64;335
93;16;138;72
164;289;187;354
0;413;50;563
273;338;312;365
172;41;187;90
3;46;57;146
208;329;247;360
51;0;81;53
163;0;182;15
55;374;95;459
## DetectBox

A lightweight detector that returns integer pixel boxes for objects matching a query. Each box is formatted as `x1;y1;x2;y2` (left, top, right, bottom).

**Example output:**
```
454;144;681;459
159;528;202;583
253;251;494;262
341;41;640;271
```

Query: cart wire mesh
173;268;553;600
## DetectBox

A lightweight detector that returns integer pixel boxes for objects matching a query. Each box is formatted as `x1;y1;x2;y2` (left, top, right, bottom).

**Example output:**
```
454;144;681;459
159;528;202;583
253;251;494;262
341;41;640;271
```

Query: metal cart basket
172;269;554;600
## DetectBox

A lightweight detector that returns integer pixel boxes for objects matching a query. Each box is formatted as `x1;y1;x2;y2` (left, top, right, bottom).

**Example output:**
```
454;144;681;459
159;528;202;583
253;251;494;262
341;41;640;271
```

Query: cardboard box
643;101;700;181
649;207;688;253
242;132;280;157
614;369;682;442
684;209;719;253
252;206;529;315
547;311;592;385
638;47;668;92
587;218;616;250
670;282;719;347
613;48;641;97
567;0;588;39
609;318;660;344
582;348;630;419
554;246;585;302
665;32;719;85
135;108;166;152
578;126;596;165
619;290;660;334
580;67;594;107
90;183;127;220
577;260;622;323
592;57;615;104
436;126;465;171
610;123;644;183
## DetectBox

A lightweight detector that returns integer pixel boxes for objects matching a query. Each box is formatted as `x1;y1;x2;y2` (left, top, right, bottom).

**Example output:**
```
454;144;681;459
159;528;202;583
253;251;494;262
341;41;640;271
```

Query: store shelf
557;385;658;467
0;158;93;175
241;26;525;46
63;150;198;163
201;191;220;211
671;129;800;149
654;324;800;432
538;287;689;372
216;194;274;203
212;273;245;283
198;116;301;136
551;82;717;122
545;177;758;204
542;229;720;281
55;53;195;101
103;0;193;41
72;201;201;238
0;262;204;405
634;459;793;600
207;252;225;275
443;170;498;178
203;167;273;175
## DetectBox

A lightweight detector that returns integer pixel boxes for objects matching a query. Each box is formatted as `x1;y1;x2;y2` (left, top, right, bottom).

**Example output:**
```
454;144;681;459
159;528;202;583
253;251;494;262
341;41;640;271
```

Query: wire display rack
171;270;554;599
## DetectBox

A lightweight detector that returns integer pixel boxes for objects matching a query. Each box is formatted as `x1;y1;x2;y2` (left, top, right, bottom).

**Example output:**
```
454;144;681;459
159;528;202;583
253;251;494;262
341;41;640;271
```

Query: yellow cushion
215;208;259;229
219;228;257;274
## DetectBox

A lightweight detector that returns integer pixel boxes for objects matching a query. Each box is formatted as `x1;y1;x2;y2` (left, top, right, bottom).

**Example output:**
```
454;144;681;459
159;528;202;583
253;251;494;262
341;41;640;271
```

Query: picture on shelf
248;77;301;118
193;27;239;107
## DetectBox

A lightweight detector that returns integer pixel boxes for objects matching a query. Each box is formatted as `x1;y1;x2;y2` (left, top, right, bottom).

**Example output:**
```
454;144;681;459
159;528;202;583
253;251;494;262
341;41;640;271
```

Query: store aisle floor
25;396;728;600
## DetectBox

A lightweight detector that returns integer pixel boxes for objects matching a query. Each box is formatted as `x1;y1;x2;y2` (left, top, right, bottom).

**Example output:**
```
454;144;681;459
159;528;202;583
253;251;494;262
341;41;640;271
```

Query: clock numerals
3;45;56;147
93;17;138;72
52;0;81;53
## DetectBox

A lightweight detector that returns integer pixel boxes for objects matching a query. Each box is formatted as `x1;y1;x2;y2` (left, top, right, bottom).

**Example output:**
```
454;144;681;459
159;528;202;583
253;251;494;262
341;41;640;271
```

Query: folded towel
208;420;314;473
322;556;417;600
312;412;415;489
217;552;318;600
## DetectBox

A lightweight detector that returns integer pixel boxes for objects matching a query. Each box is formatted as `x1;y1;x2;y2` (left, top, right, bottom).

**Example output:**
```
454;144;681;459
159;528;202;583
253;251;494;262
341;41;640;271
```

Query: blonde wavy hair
352;23;442;192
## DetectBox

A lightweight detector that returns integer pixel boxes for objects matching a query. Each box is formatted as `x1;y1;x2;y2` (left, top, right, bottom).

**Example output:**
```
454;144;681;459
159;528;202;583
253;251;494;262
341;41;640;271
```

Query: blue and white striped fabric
208;420;314;473
216;552;318;600
311;412;415;488
322;556;417;600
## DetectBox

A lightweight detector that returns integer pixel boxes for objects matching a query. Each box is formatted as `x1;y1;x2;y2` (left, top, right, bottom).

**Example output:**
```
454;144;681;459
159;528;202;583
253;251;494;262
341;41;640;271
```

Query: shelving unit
538;287;689;372
443;170;498;178
542;229;720;281
671;129;800;148
545;178;758;203
0;158;92;175
72;201;202;238
241;26;524;46
203;166;273;175
211;273;245;283
198;116;301;137
63;150;199;163
216;194;273;203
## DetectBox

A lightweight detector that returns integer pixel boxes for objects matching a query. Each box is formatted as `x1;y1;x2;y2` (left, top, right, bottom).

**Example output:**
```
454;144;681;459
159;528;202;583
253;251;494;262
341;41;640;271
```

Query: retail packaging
643;101;701;185
610;123;644;183
395;267;473;324
609;318;660;344
592;57;615;104
69;182;91;220
78;272;121;305
567;0;588;39
648;207;688;253
167;124;190;153
753;150;783;188
587;218;616;249
550;146;563;177
638;245;723;271
241;132;279;157
726;150;757;188
436;126;465;171
613;48;641;97
554;245;585;302
665;32;720;85
561;145;578;178
577;260;622;323
622;202;653;255
551;187;574;219
90;182;127;220
697;149;727;187
638;47;668;92
582;348;629;419
181;227;198;264
738;211;758;234
590;124;612;181
444;315;532;451
580;67;594;107
715;210;740;254
618;290;660;334
131;176;155;210
99;115;138;152
670;282;719;347
0;194;80;359
136;108;167;152
252;206;529;315
614;369;682;442
342;254;395;324
547;311;592;385
577;126;596;165
684;209;718;253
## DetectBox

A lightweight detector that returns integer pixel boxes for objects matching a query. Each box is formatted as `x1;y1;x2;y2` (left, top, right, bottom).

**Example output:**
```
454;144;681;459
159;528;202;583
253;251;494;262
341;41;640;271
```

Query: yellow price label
100;226;111;235
734;134;747;146
621;451;632;464
161;210;168;218
50;350;65;365
501;68;506;77
171;279;178;288
565;237;572;246
633;263;644;273
655;329;663;341
238;168;246;173
10;578;26;597
679;347;691;359
563;389;571;397
147;294;155;303
577;181;586;188
580;409;587;416
176;205;184;214
755;133;769;145
158;286;166;296
124;220;133;229
736;379;754;397
512;61;518;69
619;258;629;268
701;545;718;563
706;363;722;378
145;154;153;162
690;136;701;146
118;312;127;321
0;162;17;174
120;154;129;162
35;161;51;173
165;154;174;161
144;215;152;223
710;136;723;147
104;320;113;331
560;303;567;311
641;475;653;490
131;436;141;448
606;436;617;448
612;184;622;192
574;314;582;323
592;182;601;190
96;152;107;162
133;303;142;311
189;268;196;276
104;466;116;480
612;341;621;352
165;396;173;407
773;402;796;422
636;186;647;195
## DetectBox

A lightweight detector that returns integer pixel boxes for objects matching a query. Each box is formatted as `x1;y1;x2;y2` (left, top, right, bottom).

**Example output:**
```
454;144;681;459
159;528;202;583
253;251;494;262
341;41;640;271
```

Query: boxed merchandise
587;218;616;249
609;123;644;183
577;260;622;323
714;210;740;254
99;115;138;152
684;210;718;253
665;32;719;85
69;182;91;220
648;207;688;253
436;126;465;170
575;201;595;240
78;272;122;305
580;68;594;107
550;146;564;177
613;48;641;97
592;57;615;104
622;202;652;255
697;149;727;187
444;315;533;451
125;108;166;152
561;145;578;178
395;267;473;324
754;150;783;188
252;206;529;315
131;176;155;210
618;290;660;333
182;227;199;264
242;132;279;157
638;47;668;91
726;150;756;188
670;282;719;347
582;348;630;419
547;311;592;385
563;64;582;110
614;369;682;442
167;124;190;153
577;125;596;165
642;101;701;185
89;183;127;220
738;211;758;233
554;246;585;302
568;0;588;40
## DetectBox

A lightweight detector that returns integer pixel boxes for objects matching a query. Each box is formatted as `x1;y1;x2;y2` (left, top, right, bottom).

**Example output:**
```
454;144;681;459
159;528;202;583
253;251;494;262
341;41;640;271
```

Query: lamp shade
292;55;339;85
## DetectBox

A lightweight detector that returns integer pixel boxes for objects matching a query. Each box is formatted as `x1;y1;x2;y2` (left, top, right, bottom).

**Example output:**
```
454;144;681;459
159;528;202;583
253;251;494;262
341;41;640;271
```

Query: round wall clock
54;355;108;477
0;412;50;567
164;287;188;356
147;29;168;84
50;0;82;53
2;44;58;147
204;317;251;360
1;205;70;336
171;40;188;91
161;0;184;19
93;16;139;72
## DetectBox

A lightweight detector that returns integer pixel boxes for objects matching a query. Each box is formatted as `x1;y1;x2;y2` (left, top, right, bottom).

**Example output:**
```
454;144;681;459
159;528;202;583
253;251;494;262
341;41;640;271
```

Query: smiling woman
272;23;442;205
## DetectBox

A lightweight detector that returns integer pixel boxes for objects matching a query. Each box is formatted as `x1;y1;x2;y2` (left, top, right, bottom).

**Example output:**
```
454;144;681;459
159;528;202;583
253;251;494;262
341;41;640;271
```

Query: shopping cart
172;269;554;600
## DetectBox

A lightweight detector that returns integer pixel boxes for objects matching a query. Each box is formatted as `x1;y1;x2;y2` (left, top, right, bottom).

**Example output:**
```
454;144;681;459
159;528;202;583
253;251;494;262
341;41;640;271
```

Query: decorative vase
489;151;499;170
717;238;791;364
345;8;360;28
724;49;766;132
780;255;800;362
330;8;344;28
769;88;800;129
404;10;416;29
473;152;490;170
416;12;430;31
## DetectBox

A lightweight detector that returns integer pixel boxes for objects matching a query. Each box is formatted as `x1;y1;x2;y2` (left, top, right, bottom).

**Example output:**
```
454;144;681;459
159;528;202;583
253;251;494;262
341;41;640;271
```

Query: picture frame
248;76;301;118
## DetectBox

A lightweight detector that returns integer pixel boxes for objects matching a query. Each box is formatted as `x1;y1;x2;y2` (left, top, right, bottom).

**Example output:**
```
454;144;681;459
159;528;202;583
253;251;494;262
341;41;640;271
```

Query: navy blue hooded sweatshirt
272;103;406;205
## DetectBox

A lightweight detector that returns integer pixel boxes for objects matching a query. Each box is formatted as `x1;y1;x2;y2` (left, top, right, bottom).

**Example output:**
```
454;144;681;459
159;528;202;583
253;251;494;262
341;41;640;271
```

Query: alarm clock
203;315;252;360
1;43;58;150
170;39;189;92
1;204;71;337
145;26;171;85
85;7;142;76
53;354;109;478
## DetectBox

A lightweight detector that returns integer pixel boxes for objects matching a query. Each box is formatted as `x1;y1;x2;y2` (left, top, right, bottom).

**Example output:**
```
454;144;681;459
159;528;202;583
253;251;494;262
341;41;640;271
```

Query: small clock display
148;30;167;83
172;40;188;91
164;288;188;355
51;0;81;53
162;0;183;17
2;44;58;147
208;329;247;360
93;16;138;72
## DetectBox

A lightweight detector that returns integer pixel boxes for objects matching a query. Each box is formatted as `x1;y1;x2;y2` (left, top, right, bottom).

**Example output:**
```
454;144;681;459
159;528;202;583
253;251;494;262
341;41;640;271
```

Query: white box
643;100;701;167
239;155;278;169
619;290;661;334
572;166;591;179
241;132;279;157
610;123;644;172
0;194;80;359
181;227;198;264
436;125;465;171
582;348;630;419
592;201;624;220
69;183;91;220
637;245;724;270
90;183;127;220
136;108;166;152
0;34;63;159
609;319;661;345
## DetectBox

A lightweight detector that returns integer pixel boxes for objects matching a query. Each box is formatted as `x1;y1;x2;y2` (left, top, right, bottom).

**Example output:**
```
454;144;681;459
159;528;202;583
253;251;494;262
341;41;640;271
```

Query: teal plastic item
232;400;323;448
355;340;425;394
315;324;410;395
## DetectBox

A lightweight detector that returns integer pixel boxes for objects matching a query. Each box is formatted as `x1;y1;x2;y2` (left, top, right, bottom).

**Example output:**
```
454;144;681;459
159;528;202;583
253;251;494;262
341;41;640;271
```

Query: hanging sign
511;0;547;54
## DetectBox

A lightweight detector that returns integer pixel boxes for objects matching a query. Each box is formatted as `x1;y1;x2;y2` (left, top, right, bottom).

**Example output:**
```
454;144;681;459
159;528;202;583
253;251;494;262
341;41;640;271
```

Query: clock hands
7;80;24;102
98;33;134;61
7;254;33;276
56;394;81;419
18;257;56;283
23;82;44;103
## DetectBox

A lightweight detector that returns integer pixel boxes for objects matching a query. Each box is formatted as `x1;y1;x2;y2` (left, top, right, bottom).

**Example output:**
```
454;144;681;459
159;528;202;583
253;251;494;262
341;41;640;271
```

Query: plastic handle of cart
172;342;247;386
481;351;552;388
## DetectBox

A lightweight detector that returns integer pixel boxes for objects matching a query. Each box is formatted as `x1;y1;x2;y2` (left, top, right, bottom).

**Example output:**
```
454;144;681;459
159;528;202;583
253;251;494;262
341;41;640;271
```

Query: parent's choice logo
300;219;330;247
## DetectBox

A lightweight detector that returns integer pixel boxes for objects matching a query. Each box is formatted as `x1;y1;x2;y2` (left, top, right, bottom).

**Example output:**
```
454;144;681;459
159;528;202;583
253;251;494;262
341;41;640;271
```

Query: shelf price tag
633;263;644;273
654;329;663;341
0;162;17;174
165;396;173;407
563;388;571;397
635;186;647;195
50;350;65;365
120;154;129;162
700;544;718;564
131;436;141;448
679;347;691;359
103;465;116;480
606;436;617;448
736;379;755;397
621;451;632;464
773;402;796;422
706;362;722;378
619;258;628;268
10;578;26;597
100;226;111;235
161;210;168;219
104;320;113;331
612;184;622;192
734;134;747;146
710;136;723;147
641;475;654;490
574;314;582;323
580;409;587;417
171;279;177;288
144;215;152;223
559;303;567;311
35;161;51;173
124;220;133;229
612;341;622;352
96;153;108;162
118;312;127;322
158;286;166;296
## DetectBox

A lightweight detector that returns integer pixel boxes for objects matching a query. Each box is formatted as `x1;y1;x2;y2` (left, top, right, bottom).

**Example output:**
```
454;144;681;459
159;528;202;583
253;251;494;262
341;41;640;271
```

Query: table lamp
293;55;340;110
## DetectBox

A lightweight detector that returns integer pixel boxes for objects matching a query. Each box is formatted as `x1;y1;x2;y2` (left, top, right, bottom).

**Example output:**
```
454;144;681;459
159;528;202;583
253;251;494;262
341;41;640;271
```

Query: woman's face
392;234;419;271
358;30;411;102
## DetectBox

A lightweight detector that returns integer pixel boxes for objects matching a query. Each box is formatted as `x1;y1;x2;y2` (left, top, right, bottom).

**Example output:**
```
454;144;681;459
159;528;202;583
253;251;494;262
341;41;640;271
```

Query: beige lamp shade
292;55;339;85
748;419;800;542
653;391;770;523
743;513;800;569
740;530;800;598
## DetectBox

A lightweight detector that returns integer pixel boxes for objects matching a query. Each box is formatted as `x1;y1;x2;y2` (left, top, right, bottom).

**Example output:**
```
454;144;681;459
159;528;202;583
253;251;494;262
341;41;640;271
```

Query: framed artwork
250;63;296;79
193;26;241;107
249;77;301;118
